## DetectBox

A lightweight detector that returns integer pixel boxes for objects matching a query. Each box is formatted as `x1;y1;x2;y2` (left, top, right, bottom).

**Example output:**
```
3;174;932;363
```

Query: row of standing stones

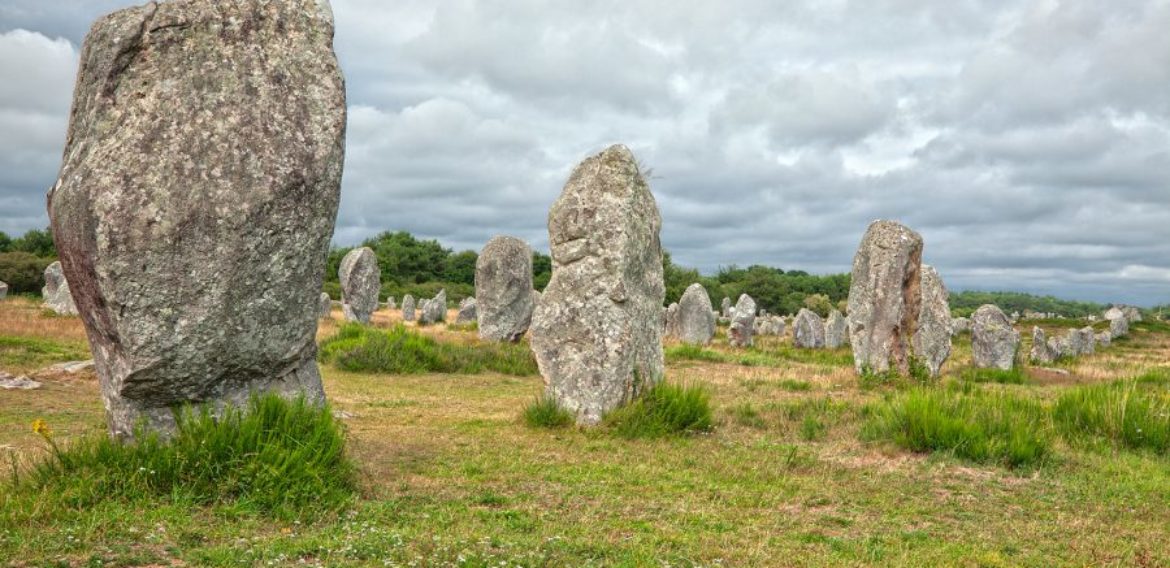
34;0;1147;437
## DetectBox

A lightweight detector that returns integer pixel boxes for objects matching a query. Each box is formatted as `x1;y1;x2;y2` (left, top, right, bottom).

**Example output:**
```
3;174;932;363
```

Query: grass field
2;296;1169;566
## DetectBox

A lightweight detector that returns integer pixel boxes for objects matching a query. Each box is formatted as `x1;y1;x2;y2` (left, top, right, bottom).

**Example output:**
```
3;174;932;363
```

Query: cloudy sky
1;0;1168;305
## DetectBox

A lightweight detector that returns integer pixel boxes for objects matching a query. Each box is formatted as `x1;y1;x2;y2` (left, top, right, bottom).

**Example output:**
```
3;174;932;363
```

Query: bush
319;323;538;376
861;386;1050;469
604;382;713;439
13;394;355;520
523;396;575;429
959;366;1029;385
0;252;53;295
1053;372;1170;454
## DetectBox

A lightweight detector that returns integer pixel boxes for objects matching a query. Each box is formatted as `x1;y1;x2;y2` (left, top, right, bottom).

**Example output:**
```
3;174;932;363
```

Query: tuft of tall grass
12;394;356;520
605;382;713;439
319;323;538;376
1053;371;1170;454
861;386;1050;469
959;366;1029;385
523;395;575;429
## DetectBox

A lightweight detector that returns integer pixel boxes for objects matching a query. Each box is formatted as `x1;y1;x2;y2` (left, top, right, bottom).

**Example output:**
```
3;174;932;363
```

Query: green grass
0;334;89;370
665;343;852;369
959;366;1029;385
861;386;1051;469
6;394;356;521
604;382;714;439
1053;370;1170;454
319;323;538;376
522;395;575;429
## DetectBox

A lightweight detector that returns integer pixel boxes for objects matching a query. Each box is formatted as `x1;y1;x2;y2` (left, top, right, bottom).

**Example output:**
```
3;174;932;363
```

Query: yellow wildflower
31;418;51;437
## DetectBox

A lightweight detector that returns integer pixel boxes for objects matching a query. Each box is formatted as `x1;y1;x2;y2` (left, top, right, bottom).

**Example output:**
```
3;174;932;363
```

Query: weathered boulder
42;261;78;315
1067;326;1095;356
846;220;922;375
728;294;757;348
678;283;715;345
824;310;847;348
475;235;536;342
420;289;447;324
912;264;952;377
971;305;1019;370
529;145;664;425
339;247;380;324
319;293;333;319
793;308;825;348
1029;326;1055;364
46;0;344;438
402;295;416;321
456;297;477;324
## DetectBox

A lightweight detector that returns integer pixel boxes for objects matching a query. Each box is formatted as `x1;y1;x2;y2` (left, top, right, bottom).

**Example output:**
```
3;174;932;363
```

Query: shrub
1053;373;1170;454
605;382;713;439
523;395;575;429
13;394;355;520
0;252;53;295
959;366;1029;385
861;386;1050;469
318;323;538;376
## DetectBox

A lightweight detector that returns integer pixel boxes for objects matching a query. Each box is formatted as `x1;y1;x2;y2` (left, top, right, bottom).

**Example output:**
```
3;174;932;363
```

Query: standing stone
475;236;535;342
678;283;715;345
1121;306;1142;323
728;294;757;348
46;0;344;438
386;296;396;310
664;302;681;338
971;305;1019;370
1029;326;1055;364
42;261;79;315
951;317;970;335
824;310;847;348
1105;309;1129;339
1095;331;1112;348
456;297;477;324
339;247;379;324
420;289;447;324
793;308;826;348
912;264;953;377
721;297;732;318
846;220;923;376
1067;326;1095;356
529;145;664;425
402;295;416;322
319;293;333;319
0;280;7;300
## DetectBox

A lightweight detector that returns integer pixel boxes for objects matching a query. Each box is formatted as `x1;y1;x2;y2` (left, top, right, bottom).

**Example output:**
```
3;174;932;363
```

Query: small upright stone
793;308;826;348
846;220;923;376
475;236;536;342
420;289;447;324
0;280;8;300
721;297;732;318
1029;326;1054;364
971;305;1019;370
319;293;333;319
402;295;416;321
1095;331;1112;347
339;247;380;324
728;294;757;348
386;297;396;310
678;283;715;345
824;310;847;348
456;297;477;324
42;261;78;315
912;264;953;377
1105;309;1129;339
530;145;664;425
951;317;970;335
664;303;681;338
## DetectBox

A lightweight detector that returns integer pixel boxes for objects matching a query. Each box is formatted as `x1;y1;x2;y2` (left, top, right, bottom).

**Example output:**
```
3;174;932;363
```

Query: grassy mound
319;323;538;376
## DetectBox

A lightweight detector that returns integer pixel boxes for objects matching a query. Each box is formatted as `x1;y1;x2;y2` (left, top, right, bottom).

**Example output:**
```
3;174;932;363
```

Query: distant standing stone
339;247;380;324
319;293;333;319
420;289;447;324
971;305;1019;370
1121;306;1142;323
678;283;715;345
664;303;681;338
1095;331;1112;347
456;297;477;324
1029;326;1055;364
0;280;7;300
824;310;847;348
1105;309;1129;339
793;308;826;349
529;145;664;425
721;297;732;318
476;236;536;342
402;295;416;321
386;297;396;310
42;261;78;315
912;264;953;377
951;317;970;335
846;220;923;376
728;294;757;348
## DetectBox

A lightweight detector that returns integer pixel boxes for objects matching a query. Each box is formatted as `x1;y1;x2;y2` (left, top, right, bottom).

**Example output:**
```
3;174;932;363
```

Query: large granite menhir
530;145;665;425
339;247;380;324
476;236;536;342
47;0;345;438
677;283;715;345
847;220;922;376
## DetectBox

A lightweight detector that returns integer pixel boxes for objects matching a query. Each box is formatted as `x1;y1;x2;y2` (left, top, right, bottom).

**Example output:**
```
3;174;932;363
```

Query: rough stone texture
339;247;379;324
529;145;664;425
1030;326;1054;364
971;305;1019;370
0;373;41;390
1121;306;1142;322
793;308;825;348
46;0;344;438
319;293;333;319
1068;326;1095;356
1048;336;1071;359
475;235;535;342
663;303;681;338
912;264;953;377
678;283;715;345
951;317;970;335
402;295;416;321
1104;307;1125;321
846;220;923;375
1095;331;1112;347
721;297;732;318
420;289;447;324
456;297;477;324
1105;309;1129;339
0;280;7;300
42;261;79;315
824;310;847;348
728;294;757;348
